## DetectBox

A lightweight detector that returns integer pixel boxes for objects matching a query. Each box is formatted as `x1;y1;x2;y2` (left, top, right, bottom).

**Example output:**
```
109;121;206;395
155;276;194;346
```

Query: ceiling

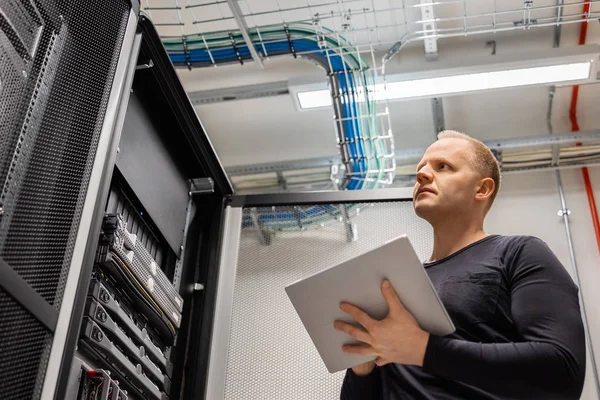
139;0;600;191
144;0;596;51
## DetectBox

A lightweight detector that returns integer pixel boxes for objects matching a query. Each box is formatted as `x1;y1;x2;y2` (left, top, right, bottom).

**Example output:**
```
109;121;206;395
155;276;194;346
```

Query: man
335;130;586;399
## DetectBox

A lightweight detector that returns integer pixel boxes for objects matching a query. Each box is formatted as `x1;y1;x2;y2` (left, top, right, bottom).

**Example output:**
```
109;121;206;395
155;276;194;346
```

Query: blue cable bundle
169;38;368;190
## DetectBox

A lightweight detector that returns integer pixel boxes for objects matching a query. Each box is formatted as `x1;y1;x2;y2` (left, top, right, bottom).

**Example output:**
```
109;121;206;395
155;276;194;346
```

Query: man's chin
414;203;435;220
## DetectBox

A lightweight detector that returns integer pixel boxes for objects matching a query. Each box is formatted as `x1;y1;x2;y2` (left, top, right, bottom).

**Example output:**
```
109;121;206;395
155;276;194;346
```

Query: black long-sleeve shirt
340;235;586;400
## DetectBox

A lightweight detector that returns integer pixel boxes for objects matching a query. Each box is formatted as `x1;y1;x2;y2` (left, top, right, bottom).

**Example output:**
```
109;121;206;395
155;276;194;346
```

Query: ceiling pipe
552;1;600;396
569;1;600;255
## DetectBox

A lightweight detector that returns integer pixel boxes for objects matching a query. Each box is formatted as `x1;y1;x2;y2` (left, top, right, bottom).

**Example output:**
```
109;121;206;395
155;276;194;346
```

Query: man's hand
334;280;430;367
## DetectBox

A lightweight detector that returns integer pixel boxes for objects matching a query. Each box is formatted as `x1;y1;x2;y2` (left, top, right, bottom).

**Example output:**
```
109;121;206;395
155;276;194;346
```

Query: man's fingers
375;357;391;367
342;343;375;356
381;280;405;314
340;302;376;330
334;321;373;345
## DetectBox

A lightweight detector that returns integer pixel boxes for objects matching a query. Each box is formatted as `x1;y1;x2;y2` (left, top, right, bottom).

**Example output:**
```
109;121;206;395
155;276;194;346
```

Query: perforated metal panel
0;0;38;190
0;288;53;400
224;201;432;400
0;0;130;398
0;0;129;307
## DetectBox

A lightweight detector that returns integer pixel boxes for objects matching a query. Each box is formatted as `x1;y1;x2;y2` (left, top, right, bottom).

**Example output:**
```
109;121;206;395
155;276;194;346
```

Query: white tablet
285;235;455;373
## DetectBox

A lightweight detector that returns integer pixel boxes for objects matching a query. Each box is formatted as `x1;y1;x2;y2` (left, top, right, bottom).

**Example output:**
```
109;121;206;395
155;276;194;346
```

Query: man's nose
416;168;433;185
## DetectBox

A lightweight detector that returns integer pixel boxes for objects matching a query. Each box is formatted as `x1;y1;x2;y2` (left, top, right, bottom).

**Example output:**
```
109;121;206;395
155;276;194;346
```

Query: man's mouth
416;188;436;197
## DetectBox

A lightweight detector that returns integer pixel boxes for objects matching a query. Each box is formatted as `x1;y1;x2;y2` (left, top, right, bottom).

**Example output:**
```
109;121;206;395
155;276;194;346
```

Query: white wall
222;169;600;399
486;166;600;400
225;202;433;400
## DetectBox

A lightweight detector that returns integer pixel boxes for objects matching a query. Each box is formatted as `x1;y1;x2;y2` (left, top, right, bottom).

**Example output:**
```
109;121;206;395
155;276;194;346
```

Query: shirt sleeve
421;237;586;399
340;367;382;400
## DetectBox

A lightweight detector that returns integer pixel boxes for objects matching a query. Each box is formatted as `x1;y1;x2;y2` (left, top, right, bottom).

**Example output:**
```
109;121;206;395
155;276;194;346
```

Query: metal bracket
513;18;537;27
229;32;244;65
293;206;304;230
182;37;192;70
284;24;297;58
431;97;445;136
188;81;289;106
338;204;357;242
558;209;571;217
328;167;357;242
250;207;271;245
329;164;342;187
547;86;561;166
189;177;215;196
420;0;438;60
135;59;154;70
383;41;403;64
0;257;58;332
491;149;503;169
486;40;497;55
227;0;263;68
276;172;288;191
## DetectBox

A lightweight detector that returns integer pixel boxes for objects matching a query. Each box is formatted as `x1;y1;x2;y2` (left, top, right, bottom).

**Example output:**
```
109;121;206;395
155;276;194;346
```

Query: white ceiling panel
162;0;600;181
143;0;599;55
195;95;339;166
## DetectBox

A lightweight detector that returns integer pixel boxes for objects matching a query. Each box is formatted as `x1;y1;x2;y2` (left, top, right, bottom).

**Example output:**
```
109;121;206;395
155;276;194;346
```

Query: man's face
413;138;481;221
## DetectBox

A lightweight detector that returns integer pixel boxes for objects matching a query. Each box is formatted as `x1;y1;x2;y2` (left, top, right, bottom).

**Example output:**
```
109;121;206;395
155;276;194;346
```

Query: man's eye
439;163;448;169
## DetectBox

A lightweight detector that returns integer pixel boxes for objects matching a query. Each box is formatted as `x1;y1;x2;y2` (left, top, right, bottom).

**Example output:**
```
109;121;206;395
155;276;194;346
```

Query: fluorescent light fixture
290;45;600;110
297;90;332;109
296;62;593;109
384;62;591;98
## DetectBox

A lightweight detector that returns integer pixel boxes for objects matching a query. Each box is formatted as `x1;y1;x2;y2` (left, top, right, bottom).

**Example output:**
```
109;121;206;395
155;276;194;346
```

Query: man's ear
475;177;495;202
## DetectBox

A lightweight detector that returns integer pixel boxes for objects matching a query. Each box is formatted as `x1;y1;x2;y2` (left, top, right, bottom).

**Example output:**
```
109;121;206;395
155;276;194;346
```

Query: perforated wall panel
0;0;129;308
225;201;432;400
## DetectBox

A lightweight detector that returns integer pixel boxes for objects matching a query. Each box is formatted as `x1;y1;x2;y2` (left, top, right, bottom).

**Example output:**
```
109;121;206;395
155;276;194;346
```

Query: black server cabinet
0;3;233;400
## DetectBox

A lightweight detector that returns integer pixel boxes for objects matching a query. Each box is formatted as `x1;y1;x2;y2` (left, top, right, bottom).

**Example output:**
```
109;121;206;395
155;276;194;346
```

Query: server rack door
0;1;139;399
207;189;432;400
205;206;243;400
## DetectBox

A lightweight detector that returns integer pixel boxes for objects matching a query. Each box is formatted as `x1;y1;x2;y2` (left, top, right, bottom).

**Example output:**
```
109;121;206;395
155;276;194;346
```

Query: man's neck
429;217;488;263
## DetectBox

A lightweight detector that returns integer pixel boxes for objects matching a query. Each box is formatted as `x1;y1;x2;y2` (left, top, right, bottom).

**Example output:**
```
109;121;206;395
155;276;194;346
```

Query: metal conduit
551;1;600;395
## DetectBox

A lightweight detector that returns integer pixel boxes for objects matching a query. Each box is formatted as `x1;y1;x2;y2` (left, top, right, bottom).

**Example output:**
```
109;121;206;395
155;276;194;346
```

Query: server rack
0;2;415;399
0;2;233;399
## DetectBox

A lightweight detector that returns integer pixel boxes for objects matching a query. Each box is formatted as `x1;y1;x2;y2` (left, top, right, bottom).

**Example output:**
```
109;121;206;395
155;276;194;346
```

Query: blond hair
437;130;501;210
